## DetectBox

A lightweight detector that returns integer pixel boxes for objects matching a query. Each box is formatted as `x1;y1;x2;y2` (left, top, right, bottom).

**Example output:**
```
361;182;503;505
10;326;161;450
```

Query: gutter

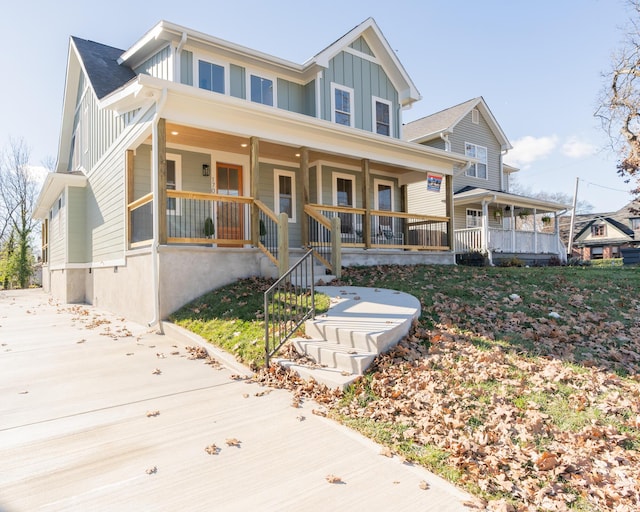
148;88;168;332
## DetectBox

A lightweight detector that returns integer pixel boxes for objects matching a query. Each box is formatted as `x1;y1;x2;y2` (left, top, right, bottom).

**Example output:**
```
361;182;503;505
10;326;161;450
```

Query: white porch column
533;208;538;253
511;205;516;250
481;200;489;255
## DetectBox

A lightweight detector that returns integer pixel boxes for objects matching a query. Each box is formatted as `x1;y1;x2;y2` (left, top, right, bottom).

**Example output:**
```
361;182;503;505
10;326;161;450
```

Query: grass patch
170;276;330;368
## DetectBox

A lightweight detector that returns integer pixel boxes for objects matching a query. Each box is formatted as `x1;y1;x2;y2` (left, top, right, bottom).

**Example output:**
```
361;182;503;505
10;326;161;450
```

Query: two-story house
33;18;471;324
404;97;569;265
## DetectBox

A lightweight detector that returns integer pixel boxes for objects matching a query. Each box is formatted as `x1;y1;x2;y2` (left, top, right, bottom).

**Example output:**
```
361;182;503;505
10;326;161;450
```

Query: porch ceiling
156;123;425;173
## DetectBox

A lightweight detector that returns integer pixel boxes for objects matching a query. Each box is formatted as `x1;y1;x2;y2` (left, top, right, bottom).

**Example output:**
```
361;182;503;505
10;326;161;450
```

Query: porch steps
274;286;421;390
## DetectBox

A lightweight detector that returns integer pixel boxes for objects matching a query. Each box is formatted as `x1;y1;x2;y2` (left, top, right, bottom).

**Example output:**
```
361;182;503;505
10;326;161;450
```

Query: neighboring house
560;200;640;260
403;97;569;265
33;18;472;324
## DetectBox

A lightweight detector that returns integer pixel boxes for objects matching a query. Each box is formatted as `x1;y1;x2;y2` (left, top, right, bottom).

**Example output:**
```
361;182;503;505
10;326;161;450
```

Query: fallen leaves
146;410;160;417
151;368;162;375
225;438;241;447
205;444;220;455
325;474;343;484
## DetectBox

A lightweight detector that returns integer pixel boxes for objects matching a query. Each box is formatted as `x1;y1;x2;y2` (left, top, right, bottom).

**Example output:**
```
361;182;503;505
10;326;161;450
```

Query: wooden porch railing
126;191;288;274
305;204;450;251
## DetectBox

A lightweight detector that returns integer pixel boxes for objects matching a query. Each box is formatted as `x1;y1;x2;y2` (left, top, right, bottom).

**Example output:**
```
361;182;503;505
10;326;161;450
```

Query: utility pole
567;177;579;257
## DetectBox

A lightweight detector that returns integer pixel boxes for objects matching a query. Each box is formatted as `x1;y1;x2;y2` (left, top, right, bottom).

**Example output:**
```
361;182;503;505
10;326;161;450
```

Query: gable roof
403;97;511;150
311;17;421;107
71;37;136;100
574;216;635;241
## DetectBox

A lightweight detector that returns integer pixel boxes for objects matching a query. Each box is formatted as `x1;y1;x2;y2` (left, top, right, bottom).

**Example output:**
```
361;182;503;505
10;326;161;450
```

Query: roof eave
33;172;87;219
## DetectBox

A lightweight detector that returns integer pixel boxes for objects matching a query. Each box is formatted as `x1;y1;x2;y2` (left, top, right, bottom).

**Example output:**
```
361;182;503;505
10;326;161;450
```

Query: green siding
230;64;245;99
277;79;305;114
69;71;139;173
350;36;374;56
67;187;87;263
181;50;193;85
49;192;66;266
322;51;400;137
87;106;156;262
304;81;316;117
135;45;172;79
257;163;302;248
320;166;362;208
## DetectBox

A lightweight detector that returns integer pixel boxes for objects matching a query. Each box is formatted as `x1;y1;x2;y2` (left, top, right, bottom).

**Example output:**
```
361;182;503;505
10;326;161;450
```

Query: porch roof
453;187;570;211
33;172;87;219
106;74;471;181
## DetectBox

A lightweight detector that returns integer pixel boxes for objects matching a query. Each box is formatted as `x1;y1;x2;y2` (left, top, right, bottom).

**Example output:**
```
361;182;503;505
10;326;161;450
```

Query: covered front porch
126;115;466;279
453;188;569;265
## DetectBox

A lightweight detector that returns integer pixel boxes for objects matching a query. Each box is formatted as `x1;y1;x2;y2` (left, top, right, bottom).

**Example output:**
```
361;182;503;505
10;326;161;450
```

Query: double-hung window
465;143;488;179
198;60;225;94
274;169;296;222
373;97;392;136
250;74;274;106
466;209;482;228
591;224;606;237
331;83;354;127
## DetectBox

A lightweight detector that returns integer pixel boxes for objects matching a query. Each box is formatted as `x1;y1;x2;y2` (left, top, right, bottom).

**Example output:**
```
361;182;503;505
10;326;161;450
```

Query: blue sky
0;0;634;211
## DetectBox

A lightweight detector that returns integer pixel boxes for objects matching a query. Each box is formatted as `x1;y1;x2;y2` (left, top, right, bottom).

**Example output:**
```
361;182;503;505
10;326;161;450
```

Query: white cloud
507;135;558;167
562;137;596;158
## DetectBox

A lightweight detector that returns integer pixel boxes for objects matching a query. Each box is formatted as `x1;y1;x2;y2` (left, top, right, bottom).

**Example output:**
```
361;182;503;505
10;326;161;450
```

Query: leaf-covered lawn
258;265;640;511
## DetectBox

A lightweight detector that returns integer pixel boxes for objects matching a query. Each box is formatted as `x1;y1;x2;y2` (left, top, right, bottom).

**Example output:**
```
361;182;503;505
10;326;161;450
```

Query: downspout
148;88;168;331
439;131;451;152
174;32;187;83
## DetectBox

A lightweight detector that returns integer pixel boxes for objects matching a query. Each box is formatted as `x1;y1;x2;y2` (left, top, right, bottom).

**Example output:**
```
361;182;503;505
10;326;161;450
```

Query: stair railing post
331;216;341;278
277;212;289;276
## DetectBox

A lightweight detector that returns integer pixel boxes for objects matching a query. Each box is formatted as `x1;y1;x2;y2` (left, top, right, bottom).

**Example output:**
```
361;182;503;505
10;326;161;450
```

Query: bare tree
0;138;39;288
510;180;594;214
597;0;640;206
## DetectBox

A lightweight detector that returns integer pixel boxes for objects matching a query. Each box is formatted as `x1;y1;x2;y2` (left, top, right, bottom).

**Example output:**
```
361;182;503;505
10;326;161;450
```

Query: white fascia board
33;173;87;219
120;20;319;81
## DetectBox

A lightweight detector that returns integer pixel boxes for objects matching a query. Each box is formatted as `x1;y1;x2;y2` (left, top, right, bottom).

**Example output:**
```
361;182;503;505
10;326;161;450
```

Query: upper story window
250;74;274;106
465;143;488;179
198;60;225;94
466;209;482;228
331;83;354;127
591;224;606;237
373;97;392;136
274;170;296;222
472;108;480;124
631;217;640;230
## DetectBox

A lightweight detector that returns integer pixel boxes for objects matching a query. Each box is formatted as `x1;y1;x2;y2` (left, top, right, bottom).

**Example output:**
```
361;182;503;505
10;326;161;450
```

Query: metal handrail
264;249;315;367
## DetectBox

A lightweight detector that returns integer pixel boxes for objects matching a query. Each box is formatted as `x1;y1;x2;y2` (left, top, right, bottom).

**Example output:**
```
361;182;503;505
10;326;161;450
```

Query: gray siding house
404;97;569;265
34;18;470;324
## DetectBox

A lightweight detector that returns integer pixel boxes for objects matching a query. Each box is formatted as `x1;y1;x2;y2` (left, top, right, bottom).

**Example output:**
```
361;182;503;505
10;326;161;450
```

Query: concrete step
274;358;361;390
291;338;376;375
304;316;409;353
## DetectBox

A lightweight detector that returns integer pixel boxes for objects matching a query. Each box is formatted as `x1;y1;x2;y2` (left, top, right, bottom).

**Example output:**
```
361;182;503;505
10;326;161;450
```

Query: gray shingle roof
402;98;480;142
72;36;136;99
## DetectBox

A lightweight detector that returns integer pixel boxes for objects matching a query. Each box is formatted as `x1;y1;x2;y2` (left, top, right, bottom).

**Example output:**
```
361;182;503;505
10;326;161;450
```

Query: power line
579;178;633;194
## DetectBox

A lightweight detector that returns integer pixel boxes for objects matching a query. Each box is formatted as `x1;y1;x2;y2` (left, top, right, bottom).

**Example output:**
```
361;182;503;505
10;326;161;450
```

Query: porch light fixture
202;164;210;177
240;143;248;148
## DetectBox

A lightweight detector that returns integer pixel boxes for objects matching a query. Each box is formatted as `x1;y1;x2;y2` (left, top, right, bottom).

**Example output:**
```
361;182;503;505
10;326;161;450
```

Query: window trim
331;83;355;127
372;96;392;136
466;208;482;228
248;71;276;107
332;172;355;207
591;224;606;237
373;178;394;211
158;153;182;215
465;142;488;180
274;169;296;223
195;56;229;95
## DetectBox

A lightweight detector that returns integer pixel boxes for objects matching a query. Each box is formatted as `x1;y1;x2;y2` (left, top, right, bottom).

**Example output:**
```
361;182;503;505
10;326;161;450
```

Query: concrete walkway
0;289;473;511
